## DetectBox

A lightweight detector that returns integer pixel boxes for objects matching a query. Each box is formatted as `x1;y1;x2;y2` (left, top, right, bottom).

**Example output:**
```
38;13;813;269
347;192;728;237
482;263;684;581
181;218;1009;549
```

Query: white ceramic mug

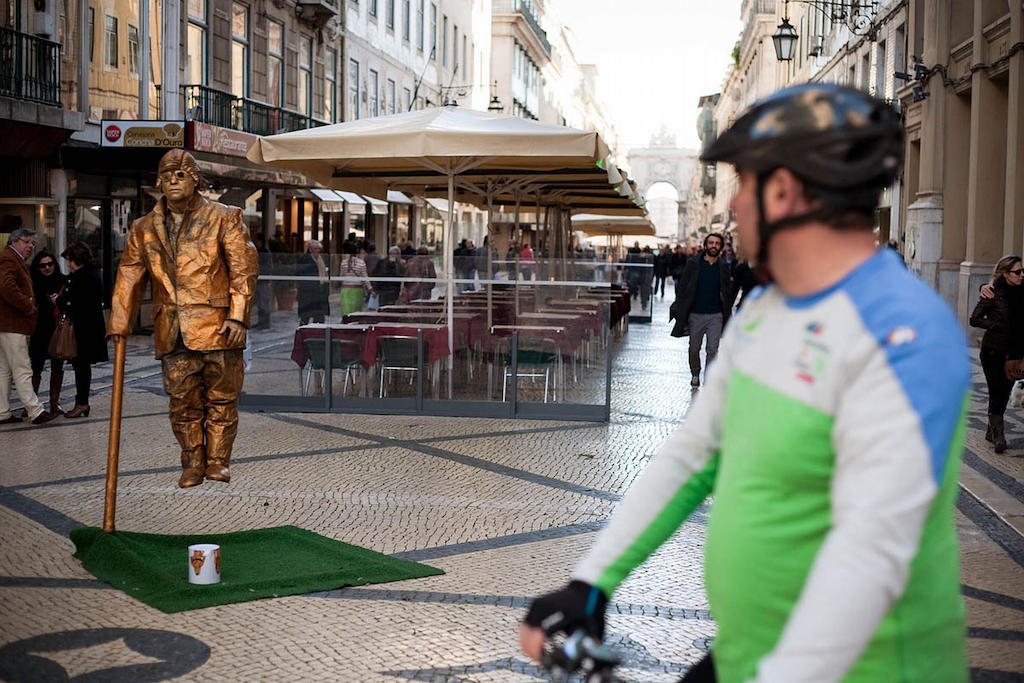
187;544;221;585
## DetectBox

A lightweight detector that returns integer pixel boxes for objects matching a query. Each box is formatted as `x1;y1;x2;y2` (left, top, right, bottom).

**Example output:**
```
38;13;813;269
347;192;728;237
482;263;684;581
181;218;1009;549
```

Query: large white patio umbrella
248;105;627;397
573;213;657;261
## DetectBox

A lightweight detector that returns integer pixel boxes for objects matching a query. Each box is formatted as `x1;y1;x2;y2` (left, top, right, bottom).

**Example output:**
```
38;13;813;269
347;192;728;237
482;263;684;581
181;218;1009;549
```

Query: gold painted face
157;150;202;203
160;169;197;202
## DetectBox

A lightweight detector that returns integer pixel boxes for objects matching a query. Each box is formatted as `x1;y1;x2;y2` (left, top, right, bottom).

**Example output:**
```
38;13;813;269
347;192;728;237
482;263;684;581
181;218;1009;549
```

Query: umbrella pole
486;186;494;330
446;168;455;400
102;335;127;533
514;193;520;315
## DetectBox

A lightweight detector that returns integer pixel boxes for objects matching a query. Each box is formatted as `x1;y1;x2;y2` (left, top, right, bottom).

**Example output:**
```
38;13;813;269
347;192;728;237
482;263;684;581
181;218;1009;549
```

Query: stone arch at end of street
627;135;700;243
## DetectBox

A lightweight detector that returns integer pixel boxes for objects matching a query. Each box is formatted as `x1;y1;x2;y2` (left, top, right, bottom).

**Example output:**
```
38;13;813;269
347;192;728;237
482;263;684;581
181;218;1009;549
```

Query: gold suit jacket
108;194;258;359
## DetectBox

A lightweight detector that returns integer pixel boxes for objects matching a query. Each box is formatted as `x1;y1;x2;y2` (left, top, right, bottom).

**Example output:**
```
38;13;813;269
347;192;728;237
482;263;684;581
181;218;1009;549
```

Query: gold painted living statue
108;149;258;488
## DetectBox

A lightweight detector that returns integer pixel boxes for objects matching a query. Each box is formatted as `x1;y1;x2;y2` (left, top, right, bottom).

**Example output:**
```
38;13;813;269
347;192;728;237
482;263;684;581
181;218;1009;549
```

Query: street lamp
487;81;504;113
772;17;799;62
772;0;880;61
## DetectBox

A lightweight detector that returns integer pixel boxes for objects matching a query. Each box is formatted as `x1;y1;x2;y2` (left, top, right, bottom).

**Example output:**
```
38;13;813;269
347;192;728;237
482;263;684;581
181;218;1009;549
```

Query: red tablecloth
518;311;600;339
291;325;369;368
360;323;452;366
542;301;607;331
579;290;630;326
345;312;484;348
486;325;575;357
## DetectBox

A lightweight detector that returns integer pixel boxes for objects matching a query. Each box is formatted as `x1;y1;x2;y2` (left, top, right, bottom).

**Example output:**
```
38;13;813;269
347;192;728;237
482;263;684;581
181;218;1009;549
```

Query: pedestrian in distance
520;242;535;281
521;83;971;683
0;228;59;425
669;232;736;387
654;245;671;299
29;251;67;415
970;255;1024;453
363;242;380;276
669;244;687;290
402;246;438;302
339;241;373;315
252;233;273;329
296;239;330;325
56;241;109;418
373;246;406;307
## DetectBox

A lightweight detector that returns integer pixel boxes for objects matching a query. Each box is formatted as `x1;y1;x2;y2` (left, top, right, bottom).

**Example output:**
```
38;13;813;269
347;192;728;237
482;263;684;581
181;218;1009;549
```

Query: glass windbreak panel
242;257;315;405
500;277;612;412
241;251;615;419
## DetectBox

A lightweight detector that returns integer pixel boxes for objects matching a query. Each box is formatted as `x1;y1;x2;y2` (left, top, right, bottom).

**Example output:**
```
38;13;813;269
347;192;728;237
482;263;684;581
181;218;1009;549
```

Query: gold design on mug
214;548;221;574
191;549;206;576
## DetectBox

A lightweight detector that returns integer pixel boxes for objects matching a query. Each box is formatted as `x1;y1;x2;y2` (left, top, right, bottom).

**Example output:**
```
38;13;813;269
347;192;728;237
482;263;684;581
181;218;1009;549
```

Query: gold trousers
161;347;244;468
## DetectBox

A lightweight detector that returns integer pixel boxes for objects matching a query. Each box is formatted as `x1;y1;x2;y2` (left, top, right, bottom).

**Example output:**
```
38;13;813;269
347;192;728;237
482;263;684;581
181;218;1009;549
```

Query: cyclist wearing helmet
521;83;969;682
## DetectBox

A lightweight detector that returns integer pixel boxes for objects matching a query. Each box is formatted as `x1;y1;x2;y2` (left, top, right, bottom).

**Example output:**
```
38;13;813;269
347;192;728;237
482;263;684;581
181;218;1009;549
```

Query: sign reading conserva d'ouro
101;120;185;148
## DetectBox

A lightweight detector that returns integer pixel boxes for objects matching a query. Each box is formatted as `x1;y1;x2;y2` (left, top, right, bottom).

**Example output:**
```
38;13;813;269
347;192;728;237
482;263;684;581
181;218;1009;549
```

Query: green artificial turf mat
71;525;443;613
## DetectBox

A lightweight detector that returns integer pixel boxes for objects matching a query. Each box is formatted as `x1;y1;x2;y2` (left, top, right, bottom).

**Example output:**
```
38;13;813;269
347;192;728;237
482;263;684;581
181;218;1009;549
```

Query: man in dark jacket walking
670;232;735;387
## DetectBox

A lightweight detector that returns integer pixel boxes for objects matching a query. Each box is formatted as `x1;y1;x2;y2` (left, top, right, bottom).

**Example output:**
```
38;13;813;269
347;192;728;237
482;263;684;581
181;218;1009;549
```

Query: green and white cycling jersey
574;249;970;683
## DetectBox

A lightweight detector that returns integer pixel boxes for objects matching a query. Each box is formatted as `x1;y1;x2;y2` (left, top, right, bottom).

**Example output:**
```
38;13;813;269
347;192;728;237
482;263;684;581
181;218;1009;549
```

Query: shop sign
188;122;258;158
100;120;185;148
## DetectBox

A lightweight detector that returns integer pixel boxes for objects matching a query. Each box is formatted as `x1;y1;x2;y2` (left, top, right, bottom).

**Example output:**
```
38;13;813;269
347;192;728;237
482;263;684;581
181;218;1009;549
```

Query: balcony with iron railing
494;0;551;56
182;84;330;136
0;26;61;106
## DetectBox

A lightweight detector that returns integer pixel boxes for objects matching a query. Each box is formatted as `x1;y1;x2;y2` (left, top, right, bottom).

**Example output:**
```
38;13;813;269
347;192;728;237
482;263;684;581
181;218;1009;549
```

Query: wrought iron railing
516;2;550;55
182;84;329;136
0;26;61;106
494;0;551;56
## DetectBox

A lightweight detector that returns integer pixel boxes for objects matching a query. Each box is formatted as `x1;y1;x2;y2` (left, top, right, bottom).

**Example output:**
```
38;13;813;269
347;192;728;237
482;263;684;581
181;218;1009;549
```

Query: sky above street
557;0;743;155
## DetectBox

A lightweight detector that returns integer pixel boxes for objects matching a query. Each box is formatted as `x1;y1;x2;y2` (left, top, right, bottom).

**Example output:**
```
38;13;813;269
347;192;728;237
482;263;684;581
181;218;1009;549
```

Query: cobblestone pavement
1;296;1022;682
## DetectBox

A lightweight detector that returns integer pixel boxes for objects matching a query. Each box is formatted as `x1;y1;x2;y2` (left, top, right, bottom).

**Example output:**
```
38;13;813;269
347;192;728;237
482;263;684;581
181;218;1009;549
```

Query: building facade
2;0;624;303
901;0;1023;321
689;0;1023;326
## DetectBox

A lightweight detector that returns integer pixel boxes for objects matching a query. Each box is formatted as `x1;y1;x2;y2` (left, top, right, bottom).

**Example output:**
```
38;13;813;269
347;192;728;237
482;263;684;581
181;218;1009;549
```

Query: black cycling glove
523;580;609;639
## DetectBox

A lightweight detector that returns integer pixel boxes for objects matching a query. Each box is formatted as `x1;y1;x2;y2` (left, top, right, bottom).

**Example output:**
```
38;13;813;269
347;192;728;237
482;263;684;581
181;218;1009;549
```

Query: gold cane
102;336;127;533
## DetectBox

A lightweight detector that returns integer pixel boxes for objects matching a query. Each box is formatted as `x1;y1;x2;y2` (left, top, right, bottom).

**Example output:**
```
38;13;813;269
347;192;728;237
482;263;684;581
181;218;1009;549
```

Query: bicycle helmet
701;83;903;261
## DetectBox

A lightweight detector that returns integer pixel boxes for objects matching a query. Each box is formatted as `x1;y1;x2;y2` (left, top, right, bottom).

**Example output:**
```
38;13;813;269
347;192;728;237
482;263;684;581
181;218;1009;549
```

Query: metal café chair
301;338;363;397
502;336;559;403
377;335;428;397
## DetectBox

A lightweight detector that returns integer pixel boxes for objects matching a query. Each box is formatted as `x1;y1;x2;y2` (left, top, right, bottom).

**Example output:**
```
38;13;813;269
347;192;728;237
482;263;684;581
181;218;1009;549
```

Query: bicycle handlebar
541;630;620;682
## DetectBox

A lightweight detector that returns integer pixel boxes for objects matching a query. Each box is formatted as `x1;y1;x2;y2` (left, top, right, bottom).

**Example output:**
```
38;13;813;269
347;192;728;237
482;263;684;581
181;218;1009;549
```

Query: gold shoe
204;461;230;483
178;467;205;487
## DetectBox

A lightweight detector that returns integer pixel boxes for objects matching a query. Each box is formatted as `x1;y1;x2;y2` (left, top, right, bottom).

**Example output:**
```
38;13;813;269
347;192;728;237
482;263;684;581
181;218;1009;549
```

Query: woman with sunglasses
970;255;1024;453
28;252;67;415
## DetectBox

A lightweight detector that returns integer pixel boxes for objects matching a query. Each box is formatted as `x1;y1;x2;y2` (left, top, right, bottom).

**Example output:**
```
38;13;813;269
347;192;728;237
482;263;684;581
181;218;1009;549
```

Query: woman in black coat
57;242;108;418
296;239;330;325
29;251;67;414
372;246;406;307
970;254;1024;453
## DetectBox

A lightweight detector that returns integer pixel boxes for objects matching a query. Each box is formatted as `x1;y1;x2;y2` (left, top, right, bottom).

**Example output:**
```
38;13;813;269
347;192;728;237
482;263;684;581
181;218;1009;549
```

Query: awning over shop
424;197;449;213
310;188;345;212
311;188;343;201
334;190;366;203
387;190;412;204
364;194;388;215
